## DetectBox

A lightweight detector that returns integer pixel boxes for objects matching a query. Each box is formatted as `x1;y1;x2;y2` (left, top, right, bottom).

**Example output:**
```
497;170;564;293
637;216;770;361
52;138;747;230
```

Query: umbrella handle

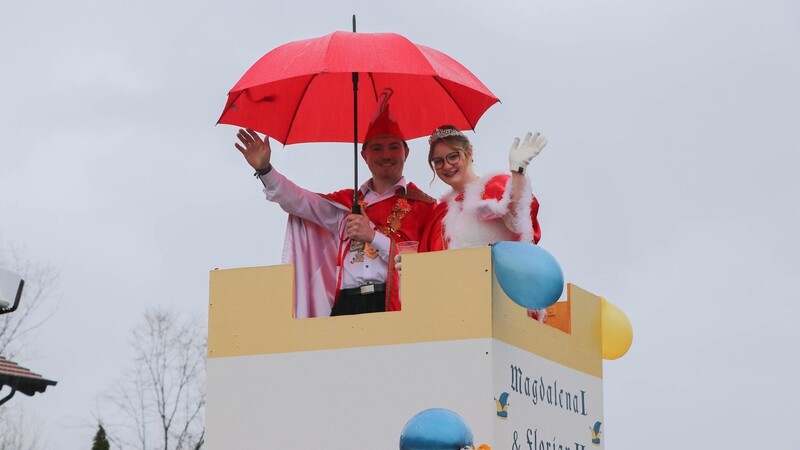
352;71;359;214
352;14;359;215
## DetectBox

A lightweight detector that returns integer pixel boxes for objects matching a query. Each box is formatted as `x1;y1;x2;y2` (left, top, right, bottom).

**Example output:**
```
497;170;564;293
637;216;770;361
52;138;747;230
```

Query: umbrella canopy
217;31;499;145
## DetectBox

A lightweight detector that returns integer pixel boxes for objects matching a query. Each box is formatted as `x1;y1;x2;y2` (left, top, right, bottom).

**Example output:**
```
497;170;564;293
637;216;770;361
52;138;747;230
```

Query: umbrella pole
351;14;361;214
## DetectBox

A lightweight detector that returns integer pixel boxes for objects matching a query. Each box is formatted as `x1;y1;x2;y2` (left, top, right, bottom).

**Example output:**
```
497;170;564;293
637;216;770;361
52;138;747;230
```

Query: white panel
492;341;605;450
207;338;494;449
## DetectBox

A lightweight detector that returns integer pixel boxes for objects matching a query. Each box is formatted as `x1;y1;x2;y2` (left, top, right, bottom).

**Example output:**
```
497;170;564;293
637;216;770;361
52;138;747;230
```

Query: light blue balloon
399;408;473;450
491;241;564;310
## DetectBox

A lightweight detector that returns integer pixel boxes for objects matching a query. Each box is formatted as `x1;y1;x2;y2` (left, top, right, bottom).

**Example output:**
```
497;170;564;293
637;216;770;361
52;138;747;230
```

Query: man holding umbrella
235;94;437;318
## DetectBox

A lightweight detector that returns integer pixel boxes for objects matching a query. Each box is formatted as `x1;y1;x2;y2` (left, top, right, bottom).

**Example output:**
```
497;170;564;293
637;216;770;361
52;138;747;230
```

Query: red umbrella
218;28;499;210
217;30;499;144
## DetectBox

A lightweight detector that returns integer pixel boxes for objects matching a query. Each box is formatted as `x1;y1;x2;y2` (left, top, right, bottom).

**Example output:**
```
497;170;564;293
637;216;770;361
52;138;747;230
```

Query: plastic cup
396;241;419;254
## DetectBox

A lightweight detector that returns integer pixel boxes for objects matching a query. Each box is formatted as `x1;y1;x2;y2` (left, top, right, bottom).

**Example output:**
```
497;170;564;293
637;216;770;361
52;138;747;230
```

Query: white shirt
260;168;404;289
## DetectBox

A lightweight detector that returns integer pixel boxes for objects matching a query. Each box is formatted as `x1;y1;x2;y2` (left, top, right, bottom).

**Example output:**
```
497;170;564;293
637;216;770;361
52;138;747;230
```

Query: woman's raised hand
509;132;548;174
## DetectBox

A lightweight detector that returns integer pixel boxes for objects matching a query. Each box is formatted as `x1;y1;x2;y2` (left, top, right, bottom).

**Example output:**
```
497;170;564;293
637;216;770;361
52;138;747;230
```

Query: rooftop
0;355;57;398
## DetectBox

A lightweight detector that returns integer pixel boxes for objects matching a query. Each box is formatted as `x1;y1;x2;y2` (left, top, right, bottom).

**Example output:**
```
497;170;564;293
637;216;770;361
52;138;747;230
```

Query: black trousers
330;291;386;316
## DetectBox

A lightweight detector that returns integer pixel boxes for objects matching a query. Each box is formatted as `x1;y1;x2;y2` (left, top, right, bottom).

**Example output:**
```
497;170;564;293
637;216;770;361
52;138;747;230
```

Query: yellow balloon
600;297;633;360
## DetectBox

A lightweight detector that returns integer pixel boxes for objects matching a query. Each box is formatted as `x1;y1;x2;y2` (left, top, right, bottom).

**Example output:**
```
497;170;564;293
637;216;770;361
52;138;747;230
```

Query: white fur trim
441;172;536;248
511;174;534;243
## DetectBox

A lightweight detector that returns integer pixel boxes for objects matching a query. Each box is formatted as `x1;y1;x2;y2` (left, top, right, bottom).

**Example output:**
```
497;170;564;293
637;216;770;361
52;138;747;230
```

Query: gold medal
389;217;402;231
364;243;378;259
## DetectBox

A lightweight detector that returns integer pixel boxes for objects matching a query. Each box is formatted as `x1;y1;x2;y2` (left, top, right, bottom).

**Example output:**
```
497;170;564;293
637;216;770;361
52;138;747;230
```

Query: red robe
421;173;541;252
322;183;437;312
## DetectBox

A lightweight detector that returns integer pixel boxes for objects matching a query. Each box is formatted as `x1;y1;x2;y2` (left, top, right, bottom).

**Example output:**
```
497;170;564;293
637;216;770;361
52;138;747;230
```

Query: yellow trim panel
208;246;602;377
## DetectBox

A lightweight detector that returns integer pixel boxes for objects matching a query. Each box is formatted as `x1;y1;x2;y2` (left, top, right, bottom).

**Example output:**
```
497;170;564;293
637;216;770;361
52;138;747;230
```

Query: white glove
509;132;548;174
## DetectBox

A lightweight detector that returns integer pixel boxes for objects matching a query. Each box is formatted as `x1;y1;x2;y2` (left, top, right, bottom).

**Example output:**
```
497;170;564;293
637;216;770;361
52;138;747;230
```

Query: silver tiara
428;128;465;145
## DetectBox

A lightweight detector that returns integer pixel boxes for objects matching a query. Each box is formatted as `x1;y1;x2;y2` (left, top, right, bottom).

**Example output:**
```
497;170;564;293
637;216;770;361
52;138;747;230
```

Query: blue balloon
491;241;564;310
399;408;473;450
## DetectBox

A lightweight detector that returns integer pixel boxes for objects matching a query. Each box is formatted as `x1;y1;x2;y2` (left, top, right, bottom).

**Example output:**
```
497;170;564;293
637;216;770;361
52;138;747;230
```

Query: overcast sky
1;0;799;448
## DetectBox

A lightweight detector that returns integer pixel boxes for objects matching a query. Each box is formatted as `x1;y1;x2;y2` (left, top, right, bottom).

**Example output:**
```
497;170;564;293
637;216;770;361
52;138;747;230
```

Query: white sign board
492;340;604;450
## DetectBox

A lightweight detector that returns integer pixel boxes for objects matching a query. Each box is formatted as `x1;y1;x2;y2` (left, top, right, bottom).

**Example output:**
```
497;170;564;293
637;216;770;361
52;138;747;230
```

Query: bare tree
0;405;44;450
0;236;58;450
0;236;59;360
102;308;206;450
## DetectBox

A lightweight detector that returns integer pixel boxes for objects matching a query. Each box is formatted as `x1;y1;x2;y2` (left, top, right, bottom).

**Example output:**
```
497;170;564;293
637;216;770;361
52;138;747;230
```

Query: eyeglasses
430;151;462;170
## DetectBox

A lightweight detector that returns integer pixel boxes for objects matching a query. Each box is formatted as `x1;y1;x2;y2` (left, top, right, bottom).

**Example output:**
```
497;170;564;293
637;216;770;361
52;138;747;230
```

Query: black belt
339;283;386;296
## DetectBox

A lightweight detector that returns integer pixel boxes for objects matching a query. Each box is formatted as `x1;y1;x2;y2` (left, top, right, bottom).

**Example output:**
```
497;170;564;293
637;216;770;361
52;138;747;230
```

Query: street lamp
0;267;24;315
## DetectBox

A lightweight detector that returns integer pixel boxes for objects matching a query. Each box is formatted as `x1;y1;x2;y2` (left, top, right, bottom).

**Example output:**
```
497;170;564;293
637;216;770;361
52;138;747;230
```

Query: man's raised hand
235;128;272;171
